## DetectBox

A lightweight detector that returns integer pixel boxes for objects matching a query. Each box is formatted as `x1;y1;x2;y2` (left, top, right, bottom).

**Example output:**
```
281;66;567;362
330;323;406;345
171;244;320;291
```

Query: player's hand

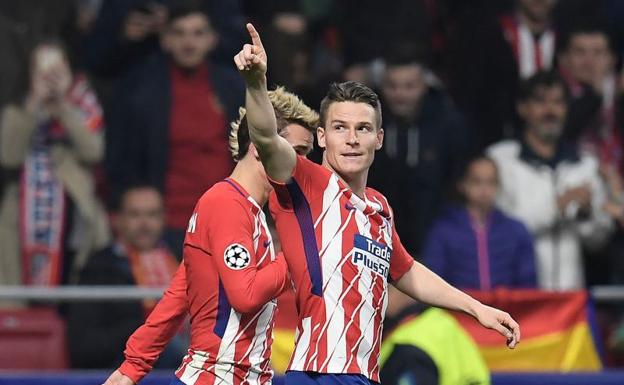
234;23;267;86
102;370;135;385
473;303;520;349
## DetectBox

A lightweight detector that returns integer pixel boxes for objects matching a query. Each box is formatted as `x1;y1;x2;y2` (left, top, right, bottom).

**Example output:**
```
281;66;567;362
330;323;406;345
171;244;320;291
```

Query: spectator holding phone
0;39;109;288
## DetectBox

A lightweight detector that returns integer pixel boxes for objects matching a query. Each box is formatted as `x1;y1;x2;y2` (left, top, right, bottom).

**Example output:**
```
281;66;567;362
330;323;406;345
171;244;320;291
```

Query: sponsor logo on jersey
352;234;391;279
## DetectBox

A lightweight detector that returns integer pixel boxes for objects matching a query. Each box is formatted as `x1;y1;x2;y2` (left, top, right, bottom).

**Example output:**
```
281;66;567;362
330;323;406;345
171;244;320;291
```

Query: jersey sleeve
203;197;288;314
268;155;324;211
118;263;188;383
389;222;415;283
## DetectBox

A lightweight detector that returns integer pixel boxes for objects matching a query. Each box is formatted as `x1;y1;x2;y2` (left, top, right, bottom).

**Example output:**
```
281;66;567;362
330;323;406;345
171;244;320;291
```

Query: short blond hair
229;87;319;160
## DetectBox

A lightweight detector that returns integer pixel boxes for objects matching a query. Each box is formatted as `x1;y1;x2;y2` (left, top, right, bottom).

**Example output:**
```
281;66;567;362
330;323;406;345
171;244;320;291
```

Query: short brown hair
319;81;382;129
229;87;319;161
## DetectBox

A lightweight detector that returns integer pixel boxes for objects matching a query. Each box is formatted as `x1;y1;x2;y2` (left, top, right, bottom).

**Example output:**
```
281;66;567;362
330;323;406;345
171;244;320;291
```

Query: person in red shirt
103;88;319;385
107;3;245;257
234;24;521;385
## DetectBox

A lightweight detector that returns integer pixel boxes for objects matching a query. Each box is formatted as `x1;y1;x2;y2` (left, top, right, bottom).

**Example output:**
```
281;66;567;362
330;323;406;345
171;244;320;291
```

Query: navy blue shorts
169;377;185;385
285;371;376;385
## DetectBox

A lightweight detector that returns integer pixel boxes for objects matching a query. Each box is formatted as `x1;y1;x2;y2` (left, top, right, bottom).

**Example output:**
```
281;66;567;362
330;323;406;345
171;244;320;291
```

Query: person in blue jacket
422;155;537;289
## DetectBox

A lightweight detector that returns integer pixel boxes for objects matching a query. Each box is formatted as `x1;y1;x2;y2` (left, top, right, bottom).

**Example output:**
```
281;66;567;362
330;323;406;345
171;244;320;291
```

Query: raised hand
474;303;521;349
234;23;267;86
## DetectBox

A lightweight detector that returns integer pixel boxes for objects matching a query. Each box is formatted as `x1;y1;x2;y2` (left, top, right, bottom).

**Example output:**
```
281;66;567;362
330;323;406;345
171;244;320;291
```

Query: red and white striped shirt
174;178;287;385
269;156;415;382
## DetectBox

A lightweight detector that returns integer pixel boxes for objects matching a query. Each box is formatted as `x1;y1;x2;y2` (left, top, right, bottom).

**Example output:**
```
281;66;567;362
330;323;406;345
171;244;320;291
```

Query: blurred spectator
368;51;470;255
106;3;244;256
559;24;621;173
380;286;489;385
66;184;183;369
0;40;109;287
337;0;432;86
0;1;79;106
422;156;537;289
488;71;613;290
83;0;244;79
448;0;558;149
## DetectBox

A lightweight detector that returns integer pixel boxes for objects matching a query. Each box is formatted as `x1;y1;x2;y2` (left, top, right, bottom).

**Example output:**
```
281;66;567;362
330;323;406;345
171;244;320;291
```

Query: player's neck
321;157;368;199
230;159;270;206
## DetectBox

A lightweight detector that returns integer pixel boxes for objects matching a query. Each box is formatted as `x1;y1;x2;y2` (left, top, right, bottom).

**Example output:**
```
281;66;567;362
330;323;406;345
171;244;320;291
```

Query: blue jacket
422;206;537;289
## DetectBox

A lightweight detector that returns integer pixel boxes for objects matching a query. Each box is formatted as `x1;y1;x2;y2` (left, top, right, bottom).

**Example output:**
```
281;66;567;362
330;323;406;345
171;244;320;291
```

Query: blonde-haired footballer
102;88;318;385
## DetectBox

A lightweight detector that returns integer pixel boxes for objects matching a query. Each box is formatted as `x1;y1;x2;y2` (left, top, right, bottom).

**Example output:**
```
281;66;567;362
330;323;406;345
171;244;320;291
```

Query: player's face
518;85;567;142
317;101;383;179
281;123;314;156
161;13;217;69
460;159;499;212
116;188;165;252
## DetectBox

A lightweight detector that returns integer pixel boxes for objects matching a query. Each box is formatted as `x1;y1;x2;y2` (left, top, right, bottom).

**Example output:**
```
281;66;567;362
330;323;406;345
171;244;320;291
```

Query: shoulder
196;182;249;216
494;210;532;236
486;140;521;160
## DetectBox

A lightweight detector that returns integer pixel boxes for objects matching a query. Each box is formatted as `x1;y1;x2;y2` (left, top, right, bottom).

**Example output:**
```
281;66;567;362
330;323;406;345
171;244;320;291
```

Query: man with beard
488;71;613;290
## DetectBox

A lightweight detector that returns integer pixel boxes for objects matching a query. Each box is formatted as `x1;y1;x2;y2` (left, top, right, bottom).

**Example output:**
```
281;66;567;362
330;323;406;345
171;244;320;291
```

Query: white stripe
242;302;277;384
213;309;241;384
366;288;389;378
178;352;207;385
290;317;313;370
539;30;555;71
318;176;346;371
353;208;375;374
518;23;536;78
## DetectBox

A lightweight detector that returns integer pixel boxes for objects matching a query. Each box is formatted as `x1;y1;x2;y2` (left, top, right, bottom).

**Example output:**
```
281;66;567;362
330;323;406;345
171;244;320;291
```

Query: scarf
20;74;103;285
499;14;555;79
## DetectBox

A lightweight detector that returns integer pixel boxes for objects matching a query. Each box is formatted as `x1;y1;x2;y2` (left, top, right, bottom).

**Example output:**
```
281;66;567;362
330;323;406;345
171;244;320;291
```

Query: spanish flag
452;289;603;372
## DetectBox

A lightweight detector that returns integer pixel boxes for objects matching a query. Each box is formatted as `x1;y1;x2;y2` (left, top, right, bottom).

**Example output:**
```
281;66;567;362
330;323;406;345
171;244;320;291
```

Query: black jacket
65;245;144;369
368;87;470;256
106;52;244;203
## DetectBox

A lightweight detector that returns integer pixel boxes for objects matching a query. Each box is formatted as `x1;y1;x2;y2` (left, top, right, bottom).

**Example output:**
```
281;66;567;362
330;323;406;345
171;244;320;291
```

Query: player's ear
317;126;326;149
376;127;384;150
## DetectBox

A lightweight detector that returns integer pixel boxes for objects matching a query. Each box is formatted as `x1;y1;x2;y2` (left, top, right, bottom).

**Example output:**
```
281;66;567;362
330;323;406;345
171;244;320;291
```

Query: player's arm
103;264;189;385
208;200;288;314
234;23;296;182
389;228;521;349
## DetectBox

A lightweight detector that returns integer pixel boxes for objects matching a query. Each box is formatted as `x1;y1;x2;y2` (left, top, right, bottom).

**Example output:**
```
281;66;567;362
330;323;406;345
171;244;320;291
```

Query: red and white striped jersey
269;156;415;382
176;178;288;385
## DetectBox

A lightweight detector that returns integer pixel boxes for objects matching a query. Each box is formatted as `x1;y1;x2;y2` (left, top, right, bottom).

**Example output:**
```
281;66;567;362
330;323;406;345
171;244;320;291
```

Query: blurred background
3;0;624;384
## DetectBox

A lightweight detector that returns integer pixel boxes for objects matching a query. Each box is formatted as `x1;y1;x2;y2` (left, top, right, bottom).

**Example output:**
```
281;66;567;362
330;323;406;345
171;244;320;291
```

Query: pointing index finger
247;23;264;49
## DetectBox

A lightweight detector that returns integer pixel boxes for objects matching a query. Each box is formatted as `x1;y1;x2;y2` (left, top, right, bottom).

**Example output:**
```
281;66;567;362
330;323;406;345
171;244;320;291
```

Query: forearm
245;77;279;144
394;261;481;317
225;259;288;314
119;267;188;382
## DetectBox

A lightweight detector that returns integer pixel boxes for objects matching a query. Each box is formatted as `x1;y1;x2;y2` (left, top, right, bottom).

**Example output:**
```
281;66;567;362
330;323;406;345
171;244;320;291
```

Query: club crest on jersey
352;234;391;279
224;243;251;270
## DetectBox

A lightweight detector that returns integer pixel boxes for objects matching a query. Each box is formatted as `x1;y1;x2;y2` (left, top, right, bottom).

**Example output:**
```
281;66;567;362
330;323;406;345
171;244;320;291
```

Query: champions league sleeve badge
224;243;251;270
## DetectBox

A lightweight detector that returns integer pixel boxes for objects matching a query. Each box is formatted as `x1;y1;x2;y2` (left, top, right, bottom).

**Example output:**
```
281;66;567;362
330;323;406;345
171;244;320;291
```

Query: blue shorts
285;371;376;385
169;377;185;385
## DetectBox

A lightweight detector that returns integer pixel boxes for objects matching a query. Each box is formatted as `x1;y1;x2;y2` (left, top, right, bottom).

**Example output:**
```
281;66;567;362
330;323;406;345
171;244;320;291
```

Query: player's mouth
341;152;363;158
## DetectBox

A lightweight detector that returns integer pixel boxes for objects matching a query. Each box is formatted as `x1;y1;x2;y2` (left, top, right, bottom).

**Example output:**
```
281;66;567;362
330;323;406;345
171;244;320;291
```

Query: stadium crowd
3;0;624;376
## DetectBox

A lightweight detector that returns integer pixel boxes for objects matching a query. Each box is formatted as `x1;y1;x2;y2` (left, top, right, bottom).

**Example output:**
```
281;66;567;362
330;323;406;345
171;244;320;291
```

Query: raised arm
233;23;296;182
